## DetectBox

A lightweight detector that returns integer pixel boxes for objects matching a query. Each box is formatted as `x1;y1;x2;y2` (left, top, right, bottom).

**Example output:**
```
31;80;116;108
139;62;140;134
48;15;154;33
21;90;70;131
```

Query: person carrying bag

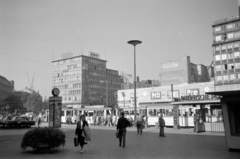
75;115;89;153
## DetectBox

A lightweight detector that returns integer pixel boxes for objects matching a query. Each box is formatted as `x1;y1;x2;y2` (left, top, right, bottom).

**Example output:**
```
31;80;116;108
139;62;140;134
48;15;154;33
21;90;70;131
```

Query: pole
134;45;137;122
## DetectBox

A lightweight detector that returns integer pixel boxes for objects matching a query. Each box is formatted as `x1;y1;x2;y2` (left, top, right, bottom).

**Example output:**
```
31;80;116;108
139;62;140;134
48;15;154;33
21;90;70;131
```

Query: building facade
212;15;240;91
0;75;14;107
160;56;212;86
52;52;122;109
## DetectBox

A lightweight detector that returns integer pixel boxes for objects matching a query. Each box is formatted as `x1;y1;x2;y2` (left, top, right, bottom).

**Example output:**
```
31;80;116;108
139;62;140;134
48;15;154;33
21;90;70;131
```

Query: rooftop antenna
53;50;54;60
105;49;106;60
81;43;83;55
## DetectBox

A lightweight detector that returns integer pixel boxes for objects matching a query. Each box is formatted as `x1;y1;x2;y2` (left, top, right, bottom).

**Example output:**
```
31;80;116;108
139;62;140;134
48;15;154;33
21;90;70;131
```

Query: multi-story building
160;56;212;86
0;75;14;107
212;15;240;91
52;52;122;109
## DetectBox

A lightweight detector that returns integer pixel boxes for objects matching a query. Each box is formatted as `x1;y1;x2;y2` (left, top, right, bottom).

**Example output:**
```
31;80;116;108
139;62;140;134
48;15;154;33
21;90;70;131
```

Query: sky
0;0;238;98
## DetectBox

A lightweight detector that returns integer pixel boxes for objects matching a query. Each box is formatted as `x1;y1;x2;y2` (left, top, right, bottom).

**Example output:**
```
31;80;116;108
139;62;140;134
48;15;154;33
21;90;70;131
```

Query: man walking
117;112;130;148
158;114;166;137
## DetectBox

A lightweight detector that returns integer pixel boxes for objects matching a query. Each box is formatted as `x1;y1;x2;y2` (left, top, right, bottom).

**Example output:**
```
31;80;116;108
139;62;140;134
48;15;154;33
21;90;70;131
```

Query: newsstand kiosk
207;90;240;152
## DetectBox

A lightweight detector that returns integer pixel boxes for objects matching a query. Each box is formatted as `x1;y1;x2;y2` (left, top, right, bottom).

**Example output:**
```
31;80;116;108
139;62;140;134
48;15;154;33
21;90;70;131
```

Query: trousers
119;129;126;146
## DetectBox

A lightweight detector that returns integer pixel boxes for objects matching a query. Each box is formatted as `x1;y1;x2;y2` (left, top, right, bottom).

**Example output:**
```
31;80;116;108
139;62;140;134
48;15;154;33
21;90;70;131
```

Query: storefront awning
206;90;240;97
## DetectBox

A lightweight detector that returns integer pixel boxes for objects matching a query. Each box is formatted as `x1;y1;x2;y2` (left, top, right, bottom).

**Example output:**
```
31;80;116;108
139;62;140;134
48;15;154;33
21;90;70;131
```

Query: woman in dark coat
75;115;89;153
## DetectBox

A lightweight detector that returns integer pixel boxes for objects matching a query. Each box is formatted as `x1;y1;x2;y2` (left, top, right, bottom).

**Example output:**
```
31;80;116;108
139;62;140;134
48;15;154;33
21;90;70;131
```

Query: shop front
171;94;221;132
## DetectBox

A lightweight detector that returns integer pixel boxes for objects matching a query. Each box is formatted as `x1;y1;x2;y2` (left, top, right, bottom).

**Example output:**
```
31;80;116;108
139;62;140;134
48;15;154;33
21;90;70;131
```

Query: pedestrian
75;115;89;153
193;112;199;132
37;115;41;127
93;113;97;125
116;112;130;148
136;113;143;135
158;114;166;137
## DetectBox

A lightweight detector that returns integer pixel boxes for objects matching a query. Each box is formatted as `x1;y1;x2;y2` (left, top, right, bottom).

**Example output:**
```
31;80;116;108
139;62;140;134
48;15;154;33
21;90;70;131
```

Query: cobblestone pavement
0;123;239;159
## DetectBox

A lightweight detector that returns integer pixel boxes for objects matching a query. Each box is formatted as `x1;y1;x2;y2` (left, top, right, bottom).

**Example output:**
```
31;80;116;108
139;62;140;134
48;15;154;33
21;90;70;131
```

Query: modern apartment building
52;52;122;109
212;15;240;91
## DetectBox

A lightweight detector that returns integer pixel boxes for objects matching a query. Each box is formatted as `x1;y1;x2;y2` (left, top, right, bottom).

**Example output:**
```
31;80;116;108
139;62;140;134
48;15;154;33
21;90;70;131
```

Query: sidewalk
0;123;238;159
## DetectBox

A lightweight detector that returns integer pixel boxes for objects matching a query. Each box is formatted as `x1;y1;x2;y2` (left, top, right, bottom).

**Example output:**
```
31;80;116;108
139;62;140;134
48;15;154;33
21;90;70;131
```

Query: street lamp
127;40;142;122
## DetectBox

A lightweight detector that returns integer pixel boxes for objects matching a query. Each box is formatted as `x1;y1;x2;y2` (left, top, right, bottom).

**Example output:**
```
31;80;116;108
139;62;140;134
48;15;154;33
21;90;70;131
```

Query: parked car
2;116;35;128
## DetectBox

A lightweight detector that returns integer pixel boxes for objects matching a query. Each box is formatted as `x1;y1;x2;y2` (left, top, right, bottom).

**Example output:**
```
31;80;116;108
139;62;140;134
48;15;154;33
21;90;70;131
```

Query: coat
158;116;165;127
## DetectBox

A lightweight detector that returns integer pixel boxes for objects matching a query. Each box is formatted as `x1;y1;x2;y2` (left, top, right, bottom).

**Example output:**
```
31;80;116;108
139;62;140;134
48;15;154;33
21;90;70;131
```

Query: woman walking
75;115;89;153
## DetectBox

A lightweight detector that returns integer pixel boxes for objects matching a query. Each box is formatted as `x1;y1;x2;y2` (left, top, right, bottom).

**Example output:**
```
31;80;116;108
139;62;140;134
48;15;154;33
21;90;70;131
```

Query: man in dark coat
117;112;130;148
158;114;166;137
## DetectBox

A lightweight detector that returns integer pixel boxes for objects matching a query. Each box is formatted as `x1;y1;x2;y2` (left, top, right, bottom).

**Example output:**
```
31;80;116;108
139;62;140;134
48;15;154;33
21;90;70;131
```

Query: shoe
80;150;83;153
119;144;121;146
123;145;125;148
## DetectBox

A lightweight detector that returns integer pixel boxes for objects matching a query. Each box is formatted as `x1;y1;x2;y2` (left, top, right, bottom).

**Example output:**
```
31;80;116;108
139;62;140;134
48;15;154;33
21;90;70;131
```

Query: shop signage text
61;52;73;59
151;91;161;99
186;88;199;95
174;94;220;102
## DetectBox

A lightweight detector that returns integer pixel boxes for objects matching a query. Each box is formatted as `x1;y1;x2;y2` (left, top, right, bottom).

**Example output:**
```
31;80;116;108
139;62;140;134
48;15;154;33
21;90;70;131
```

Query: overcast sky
0;0;238;98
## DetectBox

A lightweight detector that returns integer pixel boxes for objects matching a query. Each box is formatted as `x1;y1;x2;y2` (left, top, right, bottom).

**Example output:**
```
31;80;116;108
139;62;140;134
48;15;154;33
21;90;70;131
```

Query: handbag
74;137;79;146
116;132;119;138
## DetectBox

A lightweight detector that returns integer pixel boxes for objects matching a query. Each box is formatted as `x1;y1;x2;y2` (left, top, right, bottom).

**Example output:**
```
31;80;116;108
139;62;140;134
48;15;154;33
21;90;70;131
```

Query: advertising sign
49;88;62;128
162;62;179;69
89;51;100;59
167;90;179;99
151;91;161;99
186;89;199;96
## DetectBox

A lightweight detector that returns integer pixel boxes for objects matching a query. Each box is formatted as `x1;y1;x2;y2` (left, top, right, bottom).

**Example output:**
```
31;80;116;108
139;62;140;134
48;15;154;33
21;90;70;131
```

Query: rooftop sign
89;51;100;59
61;52;73;59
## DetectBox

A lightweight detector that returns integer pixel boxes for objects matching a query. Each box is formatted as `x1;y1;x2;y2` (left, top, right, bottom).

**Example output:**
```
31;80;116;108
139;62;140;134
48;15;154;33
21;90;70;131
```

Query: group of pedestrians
74;112;166;153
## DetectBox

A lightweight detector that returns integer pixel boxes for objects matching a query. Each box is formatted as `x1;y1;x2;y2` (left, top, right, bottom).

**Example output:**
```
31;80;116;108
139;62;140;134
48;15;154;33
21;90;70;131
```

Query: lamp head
128;40;142;46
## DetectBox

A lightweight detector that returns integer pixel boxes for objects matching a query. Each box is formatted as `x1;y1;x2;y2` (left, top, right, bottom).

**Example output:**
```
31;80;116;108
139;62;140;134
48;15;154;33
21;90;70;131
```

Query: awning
206;90;240;97
171;100;220;105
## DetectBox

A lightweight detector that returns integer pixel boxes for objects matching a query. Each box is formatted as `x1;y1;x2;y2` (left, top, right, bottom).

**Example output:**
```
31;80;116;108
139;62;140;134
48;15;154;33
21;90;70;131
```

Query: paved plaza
0;123;239;159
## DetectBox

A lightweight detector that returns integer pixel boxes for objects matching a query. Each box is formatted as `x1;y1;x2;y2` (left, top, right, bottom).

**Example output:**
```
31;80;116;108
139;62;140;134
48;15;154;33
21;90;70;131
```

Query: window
228;53;233;59
227;33;234;39
229;74;235;80
235;31;240;38
228;64;234;70
227;43;233;49
215;45;220;51
221;45;226;50
214;26;221;32
234;52;240;58
235;42;240;48
238;74;240;79
215;35;222;42
226;23;235;29
235;63;240;69
215;65;222;71
215;55;221;61
223;75;228;81
222;64;228;70
221;54;227;60
216;76;222;81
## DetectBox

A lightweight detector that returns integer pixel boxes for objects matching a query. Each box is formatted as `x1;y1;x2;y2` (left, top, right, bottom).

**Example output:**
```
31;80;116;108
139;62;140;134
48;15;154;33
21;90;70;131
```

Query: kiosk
207;90;240;152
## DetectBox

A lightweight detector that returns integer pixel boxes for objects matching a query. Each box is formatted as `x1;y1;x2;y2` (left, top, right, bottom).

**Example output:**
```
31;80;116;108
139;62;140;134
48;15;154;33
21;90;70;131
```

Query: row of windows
88;65;106;72
69;90;81;95
215;42;239;51
88;58;105;66
0;84;12;92
53;64;81;72
216;73;240;81
53;70;81;77
89;71;106;78
215;52;240;61
53;57;81;66
215;31;240;42
53;83;81;90
215;63;240;71
53;76;81;84
63;96;81;102
214;22;239;32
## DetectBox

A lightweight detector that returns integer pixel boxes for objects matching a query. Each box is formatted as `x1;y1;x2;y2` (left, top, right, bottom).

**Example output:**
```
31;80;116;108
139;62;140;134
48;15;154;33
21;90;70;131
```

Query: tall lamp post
127;40;142;122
